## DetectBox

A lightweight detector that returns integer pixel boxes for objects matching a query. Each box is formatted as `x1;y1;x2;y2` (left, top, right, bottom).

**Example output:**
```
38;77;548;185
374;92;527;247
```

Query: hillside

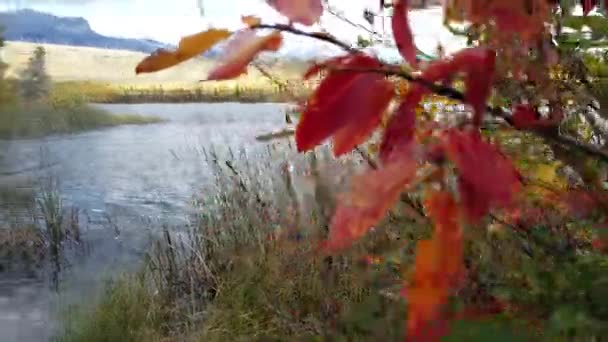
2;41;311;89
0;9;169;53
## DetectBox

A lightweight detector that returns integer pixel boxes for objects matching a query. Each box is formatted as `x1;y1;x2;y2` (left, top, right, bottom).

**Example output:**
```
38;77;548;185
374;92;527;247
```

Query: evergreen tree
18;46;50;103
0;25;14;104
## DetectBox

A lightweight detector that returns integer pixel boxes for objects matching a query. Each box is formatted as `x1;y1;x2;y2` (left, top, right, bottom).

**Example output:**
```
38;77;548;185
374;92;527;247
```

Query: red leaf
296;54;394;156
583;0;596;15
443;130;521;223
419;48;495;127
207;30;283;81
379;85;424;163
446;0;550;41
331;77;394;155
323;157;417;252
511;104;539;129
392;0;418;67
303;55;351;79
266;0;323;26
454;49;495;126
563;190;598;219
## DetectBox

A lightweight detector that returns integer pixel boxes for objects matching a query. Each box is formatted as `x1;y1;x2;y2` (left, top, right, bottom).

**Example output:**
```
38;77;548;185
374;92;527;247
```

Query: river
0;102;297;342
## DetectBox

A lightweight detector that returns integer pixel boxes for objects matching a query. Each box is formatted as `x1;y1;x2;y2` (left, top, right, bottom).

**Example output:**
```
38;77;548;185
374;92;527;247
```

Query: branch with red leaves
249;23;608;164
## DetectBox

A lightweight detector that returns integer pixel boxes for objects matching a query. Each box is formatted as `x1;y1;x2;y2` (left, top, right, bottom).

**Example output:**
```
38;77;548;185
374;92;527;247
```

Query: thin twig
251;23;355;52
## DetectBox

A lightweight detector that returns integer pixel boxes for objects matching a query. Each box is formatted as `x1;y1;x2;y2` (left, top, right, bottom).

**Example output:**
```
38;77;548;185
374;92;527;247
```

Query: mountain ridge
0;9;173;54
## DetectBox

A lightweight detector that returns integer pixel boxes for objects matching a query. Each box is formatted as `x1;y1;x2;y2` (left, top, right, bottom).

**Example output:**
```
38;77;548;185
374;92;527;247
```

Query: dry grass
3;41;316;92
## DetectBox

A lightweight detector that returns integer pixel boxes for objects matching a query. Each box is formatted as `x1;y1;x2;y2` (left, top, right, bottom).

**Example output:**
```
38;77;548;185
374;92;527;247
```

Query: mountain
0;9;171;53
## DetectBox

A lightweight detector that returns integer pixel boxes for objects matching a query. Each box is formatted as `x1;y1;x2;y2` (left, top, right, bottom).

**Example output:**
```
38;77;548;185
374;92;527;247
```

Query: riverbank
56;141;608;341
52;80;312;104
0;101;162;139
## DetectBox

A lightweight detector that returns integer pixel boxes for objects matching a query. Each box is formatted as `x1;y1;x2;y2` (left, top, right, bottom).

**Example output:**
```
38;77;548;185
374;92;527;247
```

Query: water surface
0;102;292;342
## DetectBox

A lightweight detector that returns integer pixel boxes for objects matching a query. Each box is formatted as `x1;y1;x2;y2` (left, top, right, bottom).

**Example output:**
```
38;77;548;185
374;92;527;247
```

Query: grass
58;273;170;342
0;176;83;274
51;80;312;104
0;99;162;139
55;139;608;341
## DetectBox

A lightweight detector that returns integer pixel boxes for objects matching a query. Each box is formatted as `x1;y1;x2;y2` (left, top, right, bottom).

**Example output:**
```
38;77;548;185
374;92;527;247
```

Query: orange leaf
443;130;521;223
404;191;463;342
423;191;463;285
392;0;418;67
207;30;283;81
296;54;394;156
242;15;261;27
323;156;417;252
135;29;231;74
266;0;323;26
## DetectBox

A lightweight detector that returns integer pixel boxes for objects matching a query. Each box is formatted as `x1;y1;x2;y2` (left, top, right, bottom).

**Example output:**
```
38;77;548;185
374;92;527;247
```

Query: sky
0;0;467;59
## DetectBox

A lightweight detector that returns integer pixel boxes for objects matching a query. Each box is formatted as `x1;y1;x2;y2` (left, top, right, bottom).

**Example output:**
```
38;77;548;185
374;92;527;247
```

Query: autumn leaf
423;190;463;286
266;0;323;26
296;54;394;156
380;85;424;163
416;48;495;127
323;157;418;252
442;130;521;223
455;48;495;126
444;0;550;41
207;30;283;81
511;104;539;129
562;189;599;219
242;15;261;27
392;0;418;67
135;29;231;74
403;191;463;341
302;55;352;79
583;0;596;15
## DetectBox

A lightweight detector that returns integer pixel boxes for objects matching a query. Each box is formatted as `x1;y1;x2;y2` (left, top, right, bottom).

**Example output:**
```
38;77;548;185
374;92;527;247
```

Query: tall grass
57;141;608;341
57;145;410;341
0;176;83;274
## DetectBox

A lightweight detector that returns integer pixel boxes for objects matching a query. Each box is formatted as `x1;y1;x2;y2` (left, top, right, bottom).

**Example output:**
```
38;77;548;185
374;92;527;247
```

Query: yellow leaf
536;164;557;184
136;29;232;74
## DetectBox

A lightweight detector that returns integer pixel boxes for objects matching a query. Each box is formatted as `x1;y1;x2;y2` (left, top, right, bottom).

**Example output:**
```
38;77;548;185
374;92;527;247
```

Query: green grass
0;101;162;139
58;273;171;342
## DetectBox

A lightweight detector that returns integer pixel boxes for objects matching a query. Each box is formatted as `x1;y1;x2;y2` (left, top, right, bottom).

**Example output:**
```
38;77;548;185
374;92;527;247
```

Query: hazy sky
0;0;376;42
0;0;466;57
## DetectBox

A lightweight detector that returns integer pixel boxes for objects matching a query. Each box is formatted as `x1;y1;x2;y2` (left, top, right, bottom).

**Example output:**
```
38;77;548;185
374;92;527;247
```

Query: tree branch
250;23;608;164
